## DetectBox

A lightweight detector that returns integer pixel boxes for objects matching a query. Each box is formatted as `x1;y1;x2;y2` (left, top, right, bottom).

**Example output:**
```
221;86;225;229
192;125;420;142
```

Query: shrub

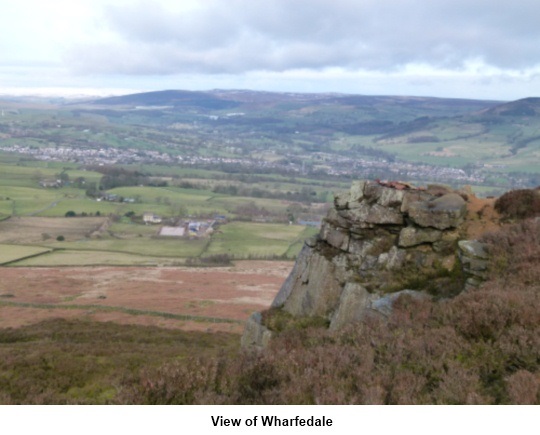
56;235;65;241
481;219;540;285
494;188;540;220
64;211;76;217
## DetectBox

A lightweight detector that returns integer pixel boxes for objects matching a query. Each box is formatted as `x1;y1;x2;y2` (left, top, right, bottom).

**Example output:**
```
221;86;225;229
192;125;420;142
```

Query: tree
65;211;76;217
56;171;70;186
74;177;86;188
85;182;99;198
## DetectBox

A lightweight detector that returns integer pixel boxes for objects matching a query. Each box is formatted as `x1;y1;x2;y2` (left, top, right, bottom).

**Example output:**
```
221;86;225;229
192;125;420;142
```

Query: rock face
458;240;490;290
241;312;273;349
243;180;489;348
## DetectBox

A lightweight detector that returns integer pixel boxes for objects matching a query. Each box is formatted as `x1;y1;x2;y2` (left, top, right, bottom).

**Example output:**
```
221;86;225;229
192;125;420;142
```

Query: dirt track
0;261;293;334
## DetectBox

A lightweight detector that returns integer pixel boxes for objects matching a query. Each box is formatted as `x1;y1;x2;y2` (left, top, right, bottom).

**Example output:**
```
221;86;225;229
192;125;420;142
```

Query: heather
0;220;538;404
120;219;540;405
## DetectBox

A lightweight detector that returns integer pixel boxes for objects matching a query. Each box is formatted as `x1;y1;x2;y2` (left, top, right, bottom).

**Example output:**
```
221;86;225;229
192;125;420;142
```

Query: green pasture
208;195;290;215
44;237;208;258
109;186;214;202
121;164;227;179
105;186;296;218
0;244;52;264
108;222;160;237
12;250;184;267
38;198;134;217
0;182;306;220
205;222;311;258
284;226;319;257
0;163;102;184
0;186;59;216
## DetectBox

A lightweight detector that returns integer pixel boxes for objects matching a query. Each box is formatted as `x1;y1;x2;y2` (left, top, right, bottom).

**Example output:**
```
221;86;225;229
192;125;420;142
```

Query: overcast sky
2;0;540;100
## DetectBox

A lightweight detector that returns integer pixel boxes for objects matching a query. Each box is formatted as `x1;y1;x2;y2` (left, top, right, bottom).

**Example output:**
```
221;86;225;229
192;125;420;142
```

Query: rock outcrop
243;180;490;348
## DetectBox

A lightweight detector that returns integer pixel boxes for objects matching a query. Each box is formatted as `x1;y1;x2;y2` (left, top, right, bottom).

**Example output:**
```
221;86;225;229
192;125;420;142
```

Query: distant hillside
480;97;540;117
89;89;501;117
4;88;538;190
93;89;240;110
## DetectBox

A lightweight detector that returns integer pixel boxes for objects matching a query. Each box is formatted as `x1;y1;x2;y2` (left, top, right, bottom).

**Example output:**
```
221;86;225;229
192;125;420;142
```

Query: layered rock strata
242;180;489;349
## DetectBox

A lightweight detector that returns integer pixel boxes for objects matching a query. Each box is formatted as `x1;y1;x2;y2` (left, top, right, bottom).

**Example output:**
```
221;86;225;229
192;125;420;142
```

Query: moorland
0;89;539;404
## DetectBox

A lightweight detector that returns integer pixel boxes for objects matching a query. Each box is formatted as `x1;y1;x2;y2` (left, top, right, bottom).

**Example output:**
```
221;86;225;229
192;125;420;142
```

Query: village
1;142;490;186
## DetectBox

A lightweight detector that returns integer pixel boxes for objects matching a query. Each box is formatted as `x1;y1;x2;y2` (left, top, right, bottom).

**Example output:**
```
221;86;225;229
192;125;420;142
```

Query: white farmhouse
143;212;162;224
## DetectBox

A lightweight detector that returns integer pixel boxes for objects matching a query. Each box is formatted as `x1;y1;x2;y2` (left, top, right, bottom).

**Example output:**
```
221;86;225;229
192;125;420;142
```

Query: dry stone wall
242;180;490;348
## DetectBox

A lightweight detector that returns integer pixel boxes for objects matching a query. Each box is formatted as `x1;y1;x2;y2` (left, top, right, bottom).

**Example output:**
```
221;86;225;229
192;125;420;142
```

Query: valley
0;89;538;404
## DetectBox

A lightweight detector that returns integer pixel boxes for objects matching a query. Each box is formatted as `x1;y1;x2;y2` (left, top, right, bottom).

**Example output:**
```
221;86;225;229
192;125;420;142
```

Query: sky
2;0;540;100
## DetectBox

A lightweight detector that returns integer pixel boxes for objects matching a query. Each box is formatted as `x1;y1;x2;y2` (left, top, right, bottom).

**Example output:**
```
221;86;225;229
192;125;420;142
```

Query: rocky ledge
242;180;489;349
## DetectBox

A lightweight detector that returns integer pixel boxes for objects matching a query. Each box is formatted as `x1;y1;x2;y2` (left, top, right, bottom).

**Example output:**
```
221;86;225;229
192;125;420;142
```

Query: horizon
3;1;540;101
0;86;518;103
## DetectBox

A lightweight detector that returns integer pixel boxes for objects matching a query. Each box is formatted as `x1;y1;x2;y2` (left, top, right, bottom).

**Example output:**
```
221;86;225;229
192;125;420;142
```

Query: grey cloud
65;0;540;75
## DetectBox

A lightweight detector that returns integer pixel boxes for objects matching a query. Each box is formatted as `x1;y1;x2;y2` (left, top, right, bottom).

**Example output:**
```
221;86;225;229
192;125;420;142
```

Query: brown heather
494;188;540;220
119;219;540;405
1;220;538;404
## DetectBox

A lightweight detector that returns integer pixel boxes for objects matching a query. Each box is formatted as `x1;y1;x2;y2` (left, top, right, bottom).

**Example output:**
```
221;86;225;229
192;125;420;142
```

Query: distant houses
188;220;214;237
143;212;162;224
96;193;136;203
157;219;216;237
39;179;61;188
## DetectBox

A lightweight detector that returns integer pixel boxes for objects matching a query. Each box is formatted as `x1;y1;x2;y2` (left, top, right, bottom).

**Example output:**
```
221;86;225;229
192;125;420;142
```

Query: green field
0;244;52;264
13;250;184;267
0;186;59;216
7;221;317;265
0;180;298;219
0;172;321;264
46;237;208;258
205;222;315;258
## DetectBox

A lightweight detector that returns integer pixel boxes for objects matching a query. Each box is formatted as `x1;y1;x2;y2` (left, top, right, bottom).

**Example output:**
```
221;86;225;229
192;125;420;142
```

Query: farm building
39;179;61;188
159;226;186;237
143;212;162;224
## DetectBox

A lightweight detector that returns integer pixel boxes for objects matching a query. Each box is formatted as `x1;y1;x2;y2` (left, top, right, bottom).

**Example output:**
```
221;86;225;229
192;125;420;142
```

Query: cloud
63;0;540;77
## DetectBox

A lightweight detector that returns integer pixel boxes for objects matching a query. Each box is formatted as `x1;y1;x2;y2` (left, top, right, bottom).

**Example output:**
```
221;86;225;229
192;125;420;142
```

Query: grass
0;216;105;244
284;226;319;257
7;222;315;265
108;222;160;236
44;237;208;258
0;186;59;216
208;195;291;214
37;198;138;217
206;222;309;258
11;250;185;266
0;150;322;264
0;244;52;264
109;186;215;202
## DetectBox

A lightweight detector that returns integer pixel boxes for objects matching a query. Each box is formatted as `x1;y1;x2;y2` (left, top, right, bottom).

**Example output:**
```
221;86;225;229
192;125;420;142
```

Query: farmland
0;150;328;266
0;217;105;244
0;214;314;266
0;244;52;265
